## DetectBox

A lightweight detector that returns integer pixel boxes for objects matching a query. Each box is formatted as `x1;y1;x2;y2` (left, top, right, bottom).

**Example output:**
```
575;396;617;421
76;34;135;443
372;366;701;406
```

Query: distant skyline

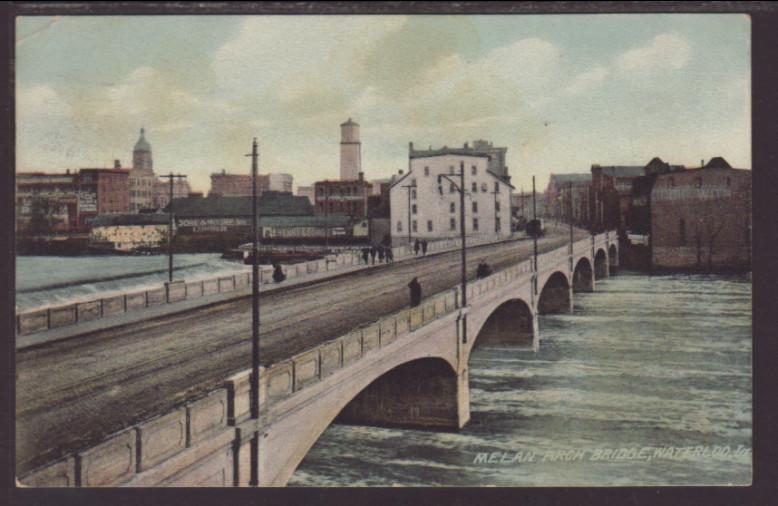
16;14;750;193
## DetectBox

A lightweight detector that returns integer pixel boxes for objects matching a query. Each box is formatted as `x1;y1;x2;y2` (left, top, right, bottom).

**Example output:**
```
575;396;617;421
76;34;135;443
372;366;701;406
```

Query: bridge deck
16;226;589;475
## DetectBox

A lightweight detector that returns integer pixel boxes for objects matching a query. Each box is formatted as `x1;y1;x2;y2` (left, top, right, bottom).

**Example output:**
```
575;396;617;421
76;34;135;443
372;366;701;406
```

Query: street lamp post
438;161;468;343
532;176;538;295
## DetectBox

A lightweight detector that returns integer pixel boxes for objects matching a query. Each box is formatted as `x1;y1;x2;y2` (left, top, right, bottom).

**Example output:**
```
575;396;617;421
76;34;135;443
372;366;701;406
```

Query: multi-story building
590;157;685;233
76;166;131;225
15;171;80;234
648;157;750;271
545;173;591;225
314;175;372;219
209;170;270;197
129;128;156;212
389;153;513;243
409;140;510;183
269;173;293;193
153;178;192;210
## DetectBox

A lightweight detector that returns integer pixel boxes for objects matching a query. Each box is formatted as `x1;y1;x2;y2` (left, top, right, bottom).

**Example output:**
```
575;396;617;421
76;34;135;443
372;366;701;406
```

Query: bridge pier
335;358;469;431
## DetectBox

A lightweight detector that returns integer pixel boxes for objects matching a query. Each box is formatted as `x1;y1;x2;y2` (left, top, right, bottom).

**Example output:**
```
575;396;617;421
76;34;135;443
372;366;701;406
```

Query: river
288;272;752;487
15;254;247;311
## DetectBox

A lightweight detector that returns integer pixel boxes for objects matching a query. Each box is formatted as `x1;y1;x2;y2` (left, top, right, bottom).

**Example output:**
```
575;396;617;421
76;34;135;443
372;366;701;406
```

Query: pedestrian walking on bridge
414;239;420;256
421;239;428;256
370;245;378;265
361;247;370;265
408;277;422;307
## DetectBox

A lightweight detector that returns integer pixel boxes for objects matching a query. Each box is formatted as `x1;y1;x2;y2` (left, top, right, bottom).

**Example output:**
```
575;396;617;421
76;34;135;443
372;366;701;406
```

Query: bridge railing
16;232;527;338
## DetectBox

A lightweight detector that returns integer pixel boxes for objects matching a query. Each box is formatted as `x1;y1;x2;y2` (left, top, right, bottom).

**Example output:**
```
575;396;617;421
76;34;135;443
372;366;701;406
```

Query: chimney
701;159;705;168
358;171;364;181
464;142;469;149
66;169;70;175
114;159;121;169
222;169;226;175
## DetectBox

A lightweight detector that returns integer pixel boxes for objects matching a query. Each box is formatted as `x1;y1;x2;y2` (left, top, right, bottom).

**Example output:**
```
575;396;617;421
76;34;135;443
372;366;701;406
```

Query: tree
28;197;62;234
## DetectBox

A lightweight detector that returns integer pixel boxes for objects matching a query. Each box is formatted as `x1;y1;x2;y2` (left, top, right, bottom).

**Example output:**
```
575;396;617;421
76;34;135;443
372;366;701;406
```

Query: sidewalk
17;235;528;350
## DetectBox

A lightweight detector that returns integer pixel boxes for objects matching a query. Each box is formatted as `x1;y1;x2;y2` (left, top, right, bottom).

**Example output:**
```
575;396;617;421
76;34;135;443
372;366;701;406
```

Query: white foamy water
15;254;249;311
289;272;752;486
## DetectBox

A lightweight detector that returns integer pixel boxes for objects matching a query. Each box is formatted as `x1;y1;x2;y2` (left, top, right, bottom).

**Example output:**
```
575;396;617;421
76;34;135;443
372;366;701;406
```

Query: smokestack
701;159;705;168
358;171;364;181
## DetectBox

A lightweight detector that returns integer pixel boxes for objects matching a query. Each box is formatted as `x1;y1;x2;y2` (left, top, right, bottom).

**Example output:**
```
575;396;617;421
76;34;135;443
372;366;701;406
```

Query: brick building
545;173;591;225
209;171;268;197
314;176;373;219
649;157;751;271
77;166;131;225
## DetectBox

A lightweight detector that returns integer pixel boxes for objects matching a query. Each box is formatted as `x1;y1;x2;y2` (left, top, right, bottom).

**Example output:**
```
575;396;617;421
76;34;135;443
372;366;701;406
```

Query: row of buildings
544;156;751;271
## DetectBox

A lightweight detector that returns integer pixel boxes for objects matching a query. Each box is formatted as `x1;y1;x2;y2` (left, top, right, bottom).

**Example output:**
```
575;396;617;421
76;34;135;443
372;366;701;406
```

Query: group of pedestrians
361;244;394;265
413;238;428;256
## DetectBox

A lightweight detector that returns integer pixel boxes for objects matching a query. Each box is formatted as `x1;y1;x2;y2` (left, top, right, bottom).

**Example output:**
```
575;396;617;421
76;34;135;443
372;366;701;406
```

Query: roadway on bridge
16;226;589;475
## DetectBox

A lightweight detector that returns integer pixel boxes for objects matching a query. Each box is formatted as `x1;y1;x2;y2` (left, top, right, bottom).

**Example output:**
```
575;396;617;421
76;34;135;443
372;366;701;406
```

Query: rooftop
171;192;314;217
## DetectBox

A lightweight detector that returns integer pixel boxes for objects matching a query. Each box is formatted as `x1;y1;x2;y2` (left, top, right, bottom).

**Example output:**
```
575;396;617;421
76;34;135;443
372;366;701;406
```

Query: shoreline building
389;153;513;244
340;118;361;181
209;170;294;197
409;140;510;183
129;128;156;212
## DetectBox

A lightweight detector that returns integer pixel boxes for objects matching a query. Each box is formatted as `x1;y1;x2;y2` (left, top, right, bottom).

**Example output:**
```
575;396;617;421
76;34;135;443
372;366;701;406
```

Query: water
15;254;249;311
289;273;752;486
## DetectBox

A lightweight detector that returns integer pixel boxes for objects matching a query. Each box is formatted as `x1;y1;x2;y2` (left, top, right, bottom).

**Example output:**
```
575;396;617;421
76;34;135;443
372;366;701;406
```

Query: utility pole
569;181;574;254
159;172;187;282
245;138;260;486
532;176;538;295
438;161;468;343
402;182;417;245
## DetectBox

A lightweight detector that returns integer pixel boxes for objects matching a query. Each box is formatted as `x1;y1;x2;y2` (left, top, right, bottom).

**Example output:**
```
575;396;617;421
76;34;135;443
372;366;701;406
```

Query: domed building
129;128;156;212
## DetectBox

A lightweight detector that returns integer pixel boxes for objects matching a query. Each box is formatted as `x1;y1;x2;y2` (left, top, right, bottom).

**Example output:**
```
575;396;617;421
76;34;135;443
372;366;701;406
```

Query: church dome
134;128;152;153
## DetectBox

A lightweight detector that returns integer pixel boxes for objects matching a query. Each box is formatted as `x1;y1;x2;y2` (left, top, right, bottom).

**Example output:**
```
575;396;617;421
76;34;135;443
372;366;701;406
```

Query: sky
16;14;750;193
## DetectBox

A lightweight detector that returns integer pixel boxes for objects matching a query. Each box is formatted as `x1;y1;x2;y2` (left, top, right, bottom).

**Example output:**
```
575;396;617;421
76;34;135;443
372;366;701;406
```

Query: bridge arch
537;271;571;314
279;356;464;485
594;248;608;280
471;298;534;350
572;257;594;292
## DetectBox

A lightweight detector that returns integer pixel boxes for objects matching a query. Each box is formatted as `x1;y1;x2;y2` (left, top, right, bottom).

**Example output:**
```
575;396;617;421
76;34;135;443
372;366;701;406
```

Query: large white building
389;154;513;244
268;173;293;193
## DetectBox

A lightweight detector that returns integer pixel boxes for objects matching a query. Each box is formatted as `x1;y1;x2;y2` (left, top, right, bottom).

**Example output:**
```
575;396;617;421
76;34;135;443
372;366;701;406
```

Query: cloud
17;84;71;117
564;65;609;96
616;33;692;74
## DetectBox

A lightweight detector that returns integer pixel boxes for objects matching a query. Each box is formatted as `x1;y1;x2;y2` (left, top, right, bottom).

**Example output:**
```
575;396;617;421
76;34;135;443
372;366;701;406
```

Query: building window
726;177;731;187
496;217;501;232
424;166;430;176
495;201;500;212
450;202;456;213
481;182;487;192
679;218;686;245
473;217;479;231
449;166;455;175
472;182;478;193
450;183;456;194
695;177;702;188
472;201;478;213
411;189;417;200
494;182;500;193
427;220;433;232
411;178;416;186
411;204;417;215
669;177;674;188
450;218;457;231
412;220;417;232
397;221;403;232
471;165;477;175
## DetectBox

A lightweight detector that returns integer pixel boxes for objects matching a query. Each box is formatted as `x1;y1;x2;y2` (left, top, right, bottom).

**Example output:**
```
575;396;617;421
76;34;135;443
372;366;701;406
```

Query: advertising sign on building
78;189;97;213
